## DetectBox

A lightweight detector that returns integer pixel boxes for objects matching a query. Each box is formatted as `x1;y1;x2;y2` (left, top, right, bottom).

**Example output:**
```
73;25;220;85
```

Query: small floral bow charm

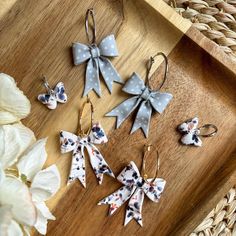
106;72;173;137
98;161;166;226
178;117;202;146
60;123;114;187
38;81;67;110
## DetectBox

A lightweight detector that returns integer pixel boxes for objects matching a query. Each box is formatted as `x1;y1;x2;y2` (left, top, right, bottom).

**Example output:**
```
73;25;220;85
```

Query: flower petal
0;163;5;185
0;176;36;226
35;202;55;220
0;205;13;235
7;220;23;236
0;73;31;125
0;123;35;169
34;202;55;235
31;165;60;202
17;138;47;181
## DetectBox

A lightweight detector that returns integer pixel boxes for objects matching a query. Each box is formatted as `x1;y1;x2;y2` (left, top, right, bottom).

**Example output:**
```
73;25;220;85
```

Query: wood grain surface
0;0;235;235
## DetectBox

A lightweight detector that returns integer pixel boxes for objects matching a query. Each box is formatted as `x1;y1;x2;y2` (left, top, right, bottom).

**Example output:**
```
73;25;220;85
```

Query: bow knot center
89;45;100;58
135;177;145;188
140;87;151;101
78;136;90;146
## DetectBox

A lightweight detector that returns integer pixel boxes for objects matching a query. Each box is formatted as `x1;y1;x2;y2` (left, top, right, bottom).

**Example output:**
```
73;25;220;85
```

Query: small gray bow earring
106;52;173;138
72;8;123;97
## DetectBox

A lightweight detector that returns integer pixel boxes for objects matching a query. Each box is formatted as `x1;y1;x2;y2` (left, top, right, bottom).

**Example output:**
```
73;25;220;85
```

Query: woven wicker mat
164;1;236;234
164;0;236;61
189;188;236;236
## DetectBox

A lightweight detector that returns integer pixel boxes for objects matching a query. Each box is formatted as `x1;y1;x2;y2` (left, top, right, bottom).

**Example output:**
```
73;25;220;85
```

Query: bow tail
131;101;152;138
68;146;86;188
86;144;115;185
98;186;135;215
124;188;145;227
106;97;141;128
84;58;101;97
98;57;123;93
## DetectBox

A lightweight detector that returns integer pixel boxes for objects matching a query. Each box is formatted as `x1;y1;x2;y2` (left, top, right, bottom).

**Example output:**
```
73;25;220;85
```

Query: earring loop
85;8;96;45
78;95;94;137
42;75;53;94
146;52;169;90
198;124;218;137
142;144;160;183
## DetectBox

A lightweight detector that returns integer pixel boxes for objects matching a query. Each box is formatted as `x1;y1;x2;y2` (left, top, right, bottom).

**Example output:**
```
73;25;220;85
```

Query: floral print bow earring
178;117;218;147
60;96;114;187
98;145;166;226
72;8;123;97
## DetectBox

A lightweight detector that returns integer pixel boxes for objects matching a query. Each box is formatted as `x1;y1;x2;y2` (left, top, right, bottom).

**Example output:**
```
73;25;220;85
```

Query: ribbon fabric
98;161;166;226
106;72;173;137
72;34;123;97
60;123;114;187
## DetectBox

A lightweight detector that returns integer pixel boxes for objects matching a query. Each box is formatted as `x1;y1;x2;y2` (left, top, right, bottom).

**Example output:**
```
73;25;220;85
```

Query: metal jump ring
146;52;169;90
198;124;218;137
85;8;96;45
142;144;160;183
42;75;53;94
78;95;94;137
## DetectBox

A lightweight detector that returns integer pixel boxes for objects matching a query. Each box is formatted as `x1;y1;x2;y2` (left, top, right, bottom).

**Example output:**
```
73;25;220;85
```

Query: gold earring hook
85;8;96;45
78;95;94;137
145;52;169;90
141;144;160;183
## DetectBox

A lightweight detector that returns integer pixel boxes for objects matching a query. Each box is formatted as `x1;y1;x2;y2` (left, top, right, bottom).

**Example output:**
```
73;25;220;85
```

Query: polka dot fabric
106;72;173;137
72;34;123;97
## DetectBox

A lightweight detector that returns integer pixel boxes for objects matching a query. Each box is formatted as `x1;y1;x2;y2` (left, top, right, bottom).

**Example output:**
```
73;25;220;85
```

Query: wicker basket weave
164;0;236;61
164;1;236;234
190;188;236;236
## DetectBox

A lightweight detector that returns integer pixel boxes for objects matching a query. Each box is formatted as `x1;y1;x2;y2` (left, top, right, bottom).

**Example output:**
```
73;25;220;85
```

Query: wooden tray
0;0;235;235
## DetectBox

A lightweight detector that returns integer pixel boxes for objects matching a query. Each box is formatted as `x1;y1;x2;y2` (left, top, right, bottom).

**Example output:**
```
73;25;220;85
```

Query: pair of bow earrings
72;8;173;138
59;103;165;226
37;8;173;138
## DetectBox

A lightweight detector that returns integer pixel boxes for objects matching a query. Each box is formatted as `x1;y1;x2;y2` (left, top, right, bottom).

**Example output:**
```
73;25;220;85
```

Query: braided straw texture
164;0;236;61
190;188;236;236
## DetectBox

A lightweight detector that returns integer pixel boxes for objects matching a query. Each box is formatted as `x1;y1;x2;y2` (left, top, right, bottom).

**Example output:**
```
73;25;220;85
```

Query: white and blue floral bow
60;123;114;187
72;9;123;97
98;161;166;226
106;72;173;137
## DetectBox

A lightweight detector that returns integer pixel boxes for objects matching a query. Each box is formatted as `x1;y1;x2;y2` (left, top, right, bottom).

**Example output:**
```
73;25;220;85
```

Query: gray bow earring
106;53;173;138
72;8;123;97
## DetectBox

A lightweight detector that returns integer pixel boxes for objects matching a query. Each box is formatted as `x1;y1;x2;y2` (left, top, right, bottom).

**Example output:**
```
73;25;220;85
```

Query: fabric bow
106;72;173;137
72;34;123;97
60;123;114;187
98;161;166;226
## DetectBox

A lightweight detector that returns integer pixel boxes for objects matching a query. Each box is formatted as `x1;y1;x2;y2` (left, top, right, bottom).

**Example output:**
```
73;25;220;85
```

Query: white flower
0;73;31;125
17;139;61;235
0;136;61;235
0;73;60;235
0;123;35;169
0;164;37;236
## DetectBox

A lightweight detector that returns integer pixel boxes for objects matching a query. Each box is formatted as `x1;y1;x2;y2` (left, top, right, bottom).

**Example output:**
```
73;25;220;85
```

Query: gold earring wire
141;144;160;183
78;95;94;137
